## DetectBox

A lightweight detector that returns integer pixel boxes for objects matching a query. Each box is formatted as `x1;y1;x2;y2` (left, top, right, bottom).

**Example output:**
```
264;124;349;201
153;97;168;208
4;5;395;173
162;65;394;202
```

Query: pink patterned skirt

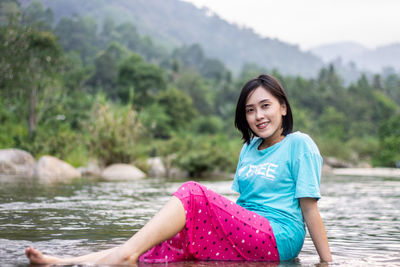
139;181;279;263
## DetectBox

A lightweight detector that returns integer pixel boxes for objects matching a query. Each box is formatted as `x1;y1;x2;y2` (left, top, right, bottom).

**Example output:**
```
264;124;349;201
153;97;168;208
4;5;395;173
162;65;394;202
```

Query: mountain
310;42;400;73
356;43;400;72
310;42;369;63
20;0;324;77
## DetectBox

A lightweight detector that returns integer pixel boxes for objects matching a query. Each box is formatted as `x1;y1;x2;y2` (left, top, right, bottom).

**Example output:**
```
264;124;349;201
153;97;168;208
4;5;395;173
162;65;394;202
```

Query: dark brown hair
234;74;293;144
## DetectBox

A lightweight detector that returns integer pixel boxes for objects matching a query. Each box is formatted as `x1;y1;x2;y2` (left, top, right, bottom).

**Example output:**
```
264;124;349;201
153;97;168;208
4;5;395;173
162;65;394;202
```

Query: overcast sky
183;0;400;51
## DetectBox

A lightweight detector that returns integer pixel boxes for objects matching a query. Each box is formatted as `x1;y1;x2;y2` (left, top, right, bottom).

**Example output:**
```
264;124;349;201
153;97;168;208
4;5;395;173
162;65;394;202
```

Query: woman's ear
281;104;287;116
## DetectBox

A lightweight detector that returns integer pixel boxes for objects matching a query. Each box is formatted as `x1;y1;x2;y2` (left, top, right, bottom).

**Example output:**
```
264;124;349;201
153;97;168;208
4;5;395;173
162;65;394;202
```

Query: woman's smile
256;121;269;129
245;86;287;148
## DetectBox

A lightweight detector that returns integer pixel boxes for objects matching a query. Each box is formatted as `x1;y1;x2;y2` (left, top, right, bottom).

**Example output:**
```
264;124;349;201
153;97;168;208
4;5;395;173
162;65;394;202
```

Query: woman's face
245;86;287;147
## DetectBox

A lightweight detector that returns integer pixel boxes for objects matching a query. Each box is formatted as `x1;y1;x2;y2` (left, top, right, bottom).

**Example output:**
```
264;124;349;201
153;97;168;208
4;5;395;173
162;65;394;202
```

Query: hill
20;0;323;77
311;42;400;73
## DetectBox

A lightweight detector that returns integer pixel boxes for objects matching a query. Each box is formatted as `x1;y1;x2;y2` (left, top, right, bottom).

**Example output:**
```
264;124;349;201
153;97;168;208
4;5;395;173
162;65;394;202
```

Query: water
0;174;399;266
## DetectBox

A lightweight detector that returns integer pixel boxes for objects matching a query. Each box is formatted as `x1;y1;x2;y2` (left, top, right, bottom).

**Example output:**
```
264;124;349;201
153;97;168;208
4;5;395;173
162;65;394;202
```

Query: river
0;174;399;266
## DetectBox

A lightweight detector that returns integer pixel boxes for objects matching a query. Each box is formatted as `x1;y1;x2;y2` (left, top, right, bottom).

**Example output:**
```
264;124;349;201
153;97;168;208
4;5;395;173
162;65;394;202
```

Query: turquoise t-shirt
232;131;322;261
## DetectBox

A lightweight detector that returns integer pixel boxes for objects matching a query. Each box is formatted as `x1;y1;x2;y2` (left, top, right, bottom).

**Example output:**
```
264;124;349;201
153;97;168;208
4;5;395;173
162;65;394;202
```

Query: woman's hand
300;198;332;263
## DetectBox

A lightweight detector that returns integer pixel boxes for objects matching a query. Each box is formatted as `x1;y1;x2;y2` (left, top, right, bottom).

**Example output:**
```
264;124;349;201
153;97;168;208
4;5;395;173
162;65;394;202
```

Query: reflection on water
0;175;399;266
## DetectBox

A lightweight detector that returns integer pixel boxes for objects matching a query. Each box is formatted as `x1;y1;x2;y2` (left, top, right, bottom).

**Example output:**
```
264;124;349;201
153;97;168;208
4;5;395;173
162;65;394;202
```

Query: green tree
373;114;400;167
21;0;53;30
318;106;346;140
117;53;166;106
114;22;141;51
316;64;347;113
0;0;20;25
0;22;62;136
54;15;98;64
175;70;213;115
190;115;223;135
383;72;400;105
158;88;197;130
89;42;129;97
139;103;171;139
139;88;197;138
171;44;229;82
172;134;239;177
84;96;145;165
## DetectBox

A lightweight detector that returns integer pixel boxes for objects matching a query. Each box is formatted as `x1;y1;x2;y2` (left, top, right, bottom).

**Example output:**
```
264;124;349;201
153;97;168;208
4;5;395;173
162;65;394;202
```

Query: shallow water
0;174;399;266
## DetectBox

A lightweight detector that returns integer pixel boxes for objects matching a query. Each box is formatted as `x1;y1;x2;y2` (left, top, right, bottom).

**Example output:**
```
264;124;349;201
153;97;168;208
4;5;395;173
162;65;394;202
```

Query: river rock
324;156;353;168
0;149;35;178
101;164;146;181
147;157;166;178
34;156;81;182
78;161;102;178
161;154;189;179
167;167;189;179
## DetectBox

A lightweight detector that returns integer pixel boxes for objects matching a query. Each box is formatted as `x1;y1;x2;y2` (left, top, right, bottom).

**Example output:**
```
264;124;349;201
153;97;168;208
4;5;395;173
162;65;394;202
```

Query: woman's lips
256;122;269;129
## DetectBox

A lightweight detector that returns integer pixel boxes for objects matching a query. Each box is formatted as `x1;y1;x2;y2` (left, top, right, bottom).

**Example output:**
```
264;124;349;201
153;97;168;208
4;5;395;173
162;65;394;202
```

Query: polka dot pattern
139;181;279;263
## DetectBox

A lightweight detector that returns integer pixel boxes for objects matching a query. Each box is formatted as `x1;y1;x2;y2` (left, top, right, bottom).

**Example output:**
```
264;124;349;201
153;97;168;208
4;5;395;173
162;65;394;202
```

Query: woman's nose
255;109;264;120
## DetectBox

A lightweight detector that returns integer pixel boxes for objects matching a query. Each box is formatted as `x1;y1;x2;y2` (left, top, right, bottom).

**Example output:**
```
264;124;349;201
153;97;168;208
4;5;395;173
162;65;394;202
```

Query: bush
347;137;379;164
190;115;223;135
170;134;241;178
316;137;352;162
84;95;146;166
373;114;400;167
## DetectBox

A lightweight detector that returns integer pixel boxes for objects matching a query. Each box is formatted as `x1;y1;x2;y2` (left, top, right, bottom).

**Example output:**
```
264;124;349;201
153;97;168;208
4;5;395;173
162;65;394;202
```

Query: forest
1;0;400;178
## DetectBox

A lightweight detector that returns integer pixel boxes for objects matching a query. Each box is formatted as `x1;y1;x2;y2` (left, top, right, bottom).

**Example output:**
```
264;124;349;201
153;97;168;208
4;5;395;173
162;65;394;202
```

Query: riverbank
332;167;400;178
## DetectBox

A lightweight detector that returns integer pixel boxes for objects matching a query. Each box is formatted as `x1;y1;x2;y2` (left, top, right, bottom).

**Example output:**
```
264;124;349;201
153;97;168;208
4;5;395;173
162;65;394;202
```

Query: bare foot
25;246;61;265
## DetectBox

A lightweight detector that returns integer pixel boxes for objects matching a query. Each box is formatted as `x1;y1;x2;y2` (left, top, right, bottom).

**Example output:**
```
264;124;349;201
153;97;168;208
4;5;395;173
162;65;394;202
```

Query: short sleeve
293;152;322;199
232;170;240;193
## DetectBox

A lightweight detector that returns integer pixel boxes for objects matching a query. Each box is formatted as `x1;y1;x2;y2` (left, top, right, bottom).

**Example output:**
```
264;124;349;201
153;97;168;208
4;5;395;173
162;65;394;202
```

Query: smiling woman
233;74;331;261
244;86;287;149
235;75;293;149
25;74;332;265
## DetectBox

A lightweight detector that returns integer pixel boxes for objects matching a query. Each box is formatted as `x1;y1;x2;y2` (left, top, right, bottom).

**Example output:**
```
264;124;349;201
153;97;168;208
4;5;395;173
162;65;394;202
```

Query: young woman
25;74;332;265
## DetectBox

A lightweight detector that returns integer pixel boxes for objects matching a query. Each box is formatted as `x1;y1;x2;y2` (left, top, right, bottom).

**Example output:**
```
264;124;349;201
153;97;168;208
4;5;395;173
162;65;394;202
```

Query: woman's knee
178;181;199;190
176;181;204;196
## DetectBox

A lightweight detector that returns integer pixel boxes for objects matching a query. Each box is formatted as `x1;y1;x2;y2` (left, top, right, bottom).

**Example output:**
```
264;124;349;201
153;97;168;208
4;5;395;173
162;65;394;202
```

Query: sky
183;0;400;51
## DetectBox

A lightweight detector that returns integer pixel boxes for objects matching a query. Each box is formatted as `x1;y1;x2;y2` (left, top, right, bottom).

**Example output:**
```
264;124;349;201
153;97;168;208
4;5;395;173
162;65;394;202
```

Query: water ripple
0;176;399;266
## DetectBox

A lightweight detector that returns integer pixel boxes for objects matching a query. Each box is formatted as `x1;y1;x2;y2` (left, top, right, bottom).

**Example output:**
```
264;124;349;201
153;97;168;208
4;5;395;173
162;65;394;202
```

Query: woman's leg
26;196;186;265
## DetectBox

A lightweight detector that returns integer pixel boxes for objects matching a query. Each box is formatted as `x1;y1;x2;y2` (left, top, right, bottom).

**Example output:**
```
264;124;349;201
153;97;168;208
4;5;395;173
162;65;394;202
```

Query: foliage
20;0;53;30
54;15;98;64
117;53;166;106
373;114;400;167
170;134;241;178
316;137;352;162
171;44;230;82
88;42;130;97
2;3;400;178
190;116;224;135
174;70;214;115
84;95;146;166
0;19;63;135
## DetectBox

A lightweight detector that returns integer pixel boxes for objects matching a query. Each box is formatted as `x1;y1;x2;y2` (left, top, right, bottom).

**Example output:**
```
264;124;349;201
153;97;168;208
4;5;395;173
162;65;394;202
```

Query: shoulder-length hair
234;74;293;144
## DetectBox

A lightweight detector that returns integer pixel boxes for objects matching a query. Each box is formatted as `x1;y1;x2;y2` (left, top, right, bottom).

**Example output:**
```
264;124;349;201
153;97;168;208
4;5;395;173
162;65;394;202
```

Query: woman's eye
246;108;254;113
262;103;269;108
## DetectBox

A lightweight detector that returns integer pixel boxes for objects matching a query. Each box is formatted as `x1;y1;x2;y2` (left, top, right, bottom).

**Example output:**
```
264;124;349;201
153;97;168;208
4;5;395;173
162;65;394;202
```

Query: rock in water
0;149;35;178
78;161;101;178
101;164;146;181
147;157;166;178
35;156;81;182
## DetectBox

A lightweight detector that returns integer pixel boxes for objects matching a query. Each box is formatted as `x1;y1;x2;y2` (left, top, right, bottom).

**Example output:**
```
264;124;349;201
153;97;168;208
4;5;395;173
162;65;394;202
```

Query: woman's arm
300;198;332;262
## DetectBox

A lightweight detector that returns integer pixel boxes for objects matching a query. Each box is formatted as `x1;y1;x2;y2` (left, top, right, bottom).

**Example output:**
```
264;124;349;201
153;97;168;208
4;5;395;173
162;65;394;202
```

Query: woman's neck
259;134;285;150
